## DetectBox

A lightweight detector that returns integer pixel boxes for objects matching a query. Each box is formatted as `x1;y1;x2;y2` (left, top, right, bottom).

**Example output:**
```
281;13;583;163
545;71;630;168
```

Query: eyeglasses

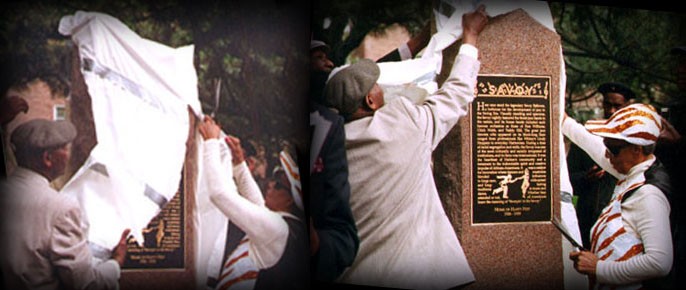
273;180;290;191
604;140;629;156
271;170;291;191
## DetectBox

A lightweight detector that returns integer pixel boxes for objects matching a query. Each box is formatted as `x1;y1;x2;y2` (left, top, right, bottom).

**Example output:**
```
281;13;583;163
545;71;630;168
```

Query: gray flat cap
11;119;77;150
324;59;380;117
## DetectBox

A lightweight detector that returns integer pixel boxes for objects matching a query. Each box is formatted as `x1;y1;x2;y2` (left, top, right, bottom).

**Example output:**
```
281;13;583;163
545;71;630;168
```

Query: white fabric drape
58;11;201;252
371;1;586;288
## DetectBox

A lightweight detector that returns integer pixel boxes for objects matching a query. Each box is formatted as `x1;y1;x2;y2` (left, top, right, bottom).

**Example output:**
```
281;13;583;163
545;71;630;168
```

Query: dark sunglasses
271;170;291;191
273;180;290;191
604;141;629;156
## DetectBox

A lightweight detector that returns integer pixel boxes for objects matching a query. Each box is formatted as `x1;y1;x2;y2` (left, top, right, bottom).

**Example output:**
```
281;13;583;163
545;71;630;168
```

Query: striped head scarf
584;103;662;146
275;150;303;211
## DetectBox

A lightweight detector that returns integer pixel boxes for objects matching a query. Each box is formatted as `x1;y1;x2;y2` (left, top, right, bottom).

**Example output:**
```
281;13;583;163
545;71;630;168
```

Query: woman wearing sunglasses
198;116;307;290
562;104;673;290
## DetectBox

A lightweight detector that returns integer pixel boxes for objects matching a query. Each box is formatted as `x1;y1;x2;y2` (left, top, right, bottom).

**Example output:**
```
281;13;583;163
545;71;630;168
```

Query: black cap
310;40;330;54
671;46;686;55
597;82;635;100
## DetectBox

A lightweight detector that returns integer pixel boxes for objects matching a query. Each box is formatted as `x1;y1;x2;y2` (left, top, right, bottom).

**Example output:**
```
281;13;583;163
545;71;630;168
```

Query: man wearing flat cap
323;6;488;290
563;104;673;289
0;118;130;290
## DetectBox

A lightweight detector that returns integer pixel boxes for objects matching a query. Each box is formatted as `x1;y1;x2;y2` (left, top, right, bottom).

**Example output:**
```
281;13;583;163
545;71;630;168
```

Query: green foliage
550;2;685;108
1;0;310;169
313;1;685;112
3;1;684;168
311;0;432;65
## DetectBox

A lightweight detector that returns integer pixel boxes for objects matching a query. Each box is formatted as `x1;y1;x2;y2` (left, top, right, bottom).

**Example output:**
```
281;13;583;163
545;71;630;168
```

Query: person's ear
365;93;381;111
42;150;52;168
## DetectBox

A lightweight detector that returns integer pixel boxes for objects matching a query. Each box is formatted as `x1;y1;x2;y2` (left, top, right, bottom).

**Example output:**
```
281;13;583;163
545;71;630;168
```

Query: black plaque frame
471;75;552;224
122;186;186;270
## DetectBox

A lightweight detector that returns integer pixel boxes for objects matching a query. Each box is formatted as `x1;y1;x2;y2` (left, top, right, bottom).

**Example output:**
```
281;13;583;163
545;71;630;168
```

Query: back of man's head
11;118;76;167
324;59;380;119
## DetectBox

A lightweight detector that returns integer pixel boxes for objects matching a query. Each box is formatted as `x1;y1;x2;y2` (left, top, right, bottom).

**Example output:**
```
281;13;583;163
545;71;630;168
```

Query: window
54;104;66;120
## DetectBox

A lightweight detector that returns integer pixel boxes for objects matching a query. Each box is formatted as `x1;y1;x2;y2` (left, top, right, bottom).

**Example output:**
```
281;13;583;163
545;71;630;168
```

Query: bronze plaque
123;190;185;269
472;75;552;224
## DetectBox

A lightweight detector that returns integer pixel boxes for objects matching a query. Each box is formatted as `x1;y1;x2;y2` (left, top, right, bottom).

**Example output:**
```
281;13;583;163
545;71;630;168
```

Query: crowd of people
1;3;685;290
307;3;684;290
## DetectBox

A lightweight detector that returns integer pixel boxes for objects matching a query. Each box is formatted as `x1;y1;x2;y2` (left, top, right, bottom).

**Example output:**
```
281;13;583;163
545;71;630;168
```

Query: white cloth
214;237;258;290
595;180;672;286
195;132;235;290
397;43;413;61
595;156;672;286
0;167;120;290
562;117;624;180
558;49;588;289
591;182;644;290
278;151;303;211
57;11;201;253
211;160;271;290
563;118;673;286
337;48;479;290
377;0;554;103
377;3;584;287
201;139;289;270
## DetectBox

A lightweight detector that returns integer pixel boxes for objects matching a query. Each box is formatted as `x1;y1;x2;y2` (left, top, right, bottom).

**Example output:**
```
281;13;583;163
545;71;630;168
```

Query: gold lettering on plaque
124;192;184;268
476;80;549;98
473;75;551;223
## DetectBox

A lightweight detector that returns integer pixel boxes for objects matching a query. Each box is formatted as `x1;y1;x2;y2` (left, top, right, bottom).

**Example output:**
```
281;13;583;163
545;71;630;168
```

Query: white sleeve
458;43;478;59
202;139;288;269
52;200;120;290
408;45;480;150
595;185;673;284
232;161;265;206
561;116;624;179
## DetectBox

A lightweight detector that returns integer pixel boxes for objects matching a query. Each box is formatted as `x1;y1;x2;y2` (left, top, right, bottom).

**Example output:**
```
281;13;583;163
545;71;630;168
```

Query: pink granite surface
434;9;564;290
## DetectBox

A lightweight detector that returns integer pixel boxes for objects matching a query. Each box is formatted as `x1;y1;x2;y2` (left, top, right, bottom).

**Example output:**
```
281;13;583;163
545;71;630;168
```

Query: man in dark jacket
309;103;359;282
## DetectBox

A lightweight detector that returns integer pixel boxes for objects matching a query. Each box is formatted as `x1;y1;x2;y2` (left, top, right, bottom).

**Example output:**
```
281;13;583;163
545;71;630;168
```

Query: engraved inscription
472;75;552;224
123;191;184;269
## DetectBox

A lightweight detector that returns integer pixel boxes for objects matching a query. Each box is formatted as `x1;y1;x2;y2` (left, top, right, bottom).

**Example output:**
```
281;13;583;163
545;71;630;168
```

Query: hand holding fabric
111;228;131;267
461;5;488;46
198;116;221;140
225;135;245;166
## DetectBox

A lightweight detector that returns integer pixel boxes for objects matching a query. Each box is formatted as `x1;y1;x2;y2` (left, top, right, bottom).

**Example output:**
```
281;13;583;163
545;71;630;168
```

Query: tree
1;0;310;169
311;1;685;112
3;0;685;166
549;1;685;110
310;0;431;66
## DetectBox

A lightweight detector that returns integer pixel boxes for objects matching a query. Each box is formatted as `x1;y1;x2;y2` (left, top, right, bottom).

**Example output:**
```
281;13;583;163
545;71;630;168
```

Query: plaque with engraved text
472;75;552;224
123;190;185;269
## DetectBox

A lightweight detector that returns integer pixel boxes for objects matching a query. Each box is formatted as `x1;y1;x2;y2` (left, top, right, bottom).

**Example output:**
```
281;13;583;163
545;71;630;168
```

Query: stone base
435;9;564;290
